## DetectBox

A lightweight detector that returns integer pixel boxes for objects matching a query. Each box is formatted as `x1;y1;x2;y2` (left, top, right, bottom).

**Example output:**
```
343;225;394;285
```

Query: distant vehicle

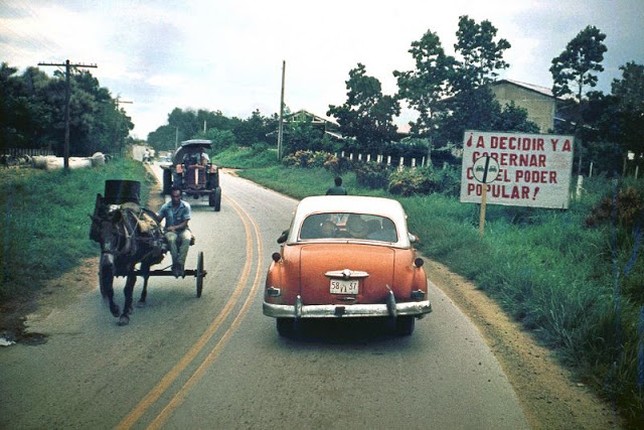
160;139;221;211
263;195;432;336
158;152;172;165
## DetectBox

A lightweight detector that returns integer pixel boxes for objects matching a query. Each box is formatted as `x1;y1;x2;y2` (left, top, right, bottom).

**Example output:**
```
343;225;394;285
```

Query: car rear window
299;213;397;242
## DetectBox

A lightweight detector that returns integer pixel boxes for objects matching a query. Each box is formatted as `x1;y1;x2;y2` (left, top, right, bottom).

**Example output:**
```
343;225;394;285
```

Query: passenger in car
300;215;323;239
346;214;369;238
367;218;397;242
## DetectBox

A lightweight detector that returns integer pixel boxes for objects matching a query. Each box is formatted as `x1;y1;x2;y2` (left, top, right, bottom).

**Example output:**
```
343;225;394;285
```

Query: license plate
330;279;359;295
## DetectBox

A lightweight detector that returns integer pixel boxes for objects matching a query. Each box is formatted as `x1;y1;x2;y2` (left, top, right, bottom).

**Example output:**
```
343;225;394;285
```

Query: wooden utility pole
115;96;133;156
38;60;97;170
277;60;286;160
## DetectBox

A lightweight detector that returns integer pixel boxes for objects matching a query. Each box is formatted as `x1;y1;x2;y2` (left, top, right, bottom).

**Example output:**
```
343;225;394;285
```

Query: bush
282;150;335;169
322;154;352;176
388;167;434;196
354;161;391;189
585;185;643;229
432;166;461;197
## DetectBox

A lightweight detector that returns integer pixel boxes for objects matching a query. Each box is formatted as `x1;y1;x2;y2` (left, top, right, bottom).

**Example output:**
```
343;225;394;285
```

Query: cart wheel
196;251;204;298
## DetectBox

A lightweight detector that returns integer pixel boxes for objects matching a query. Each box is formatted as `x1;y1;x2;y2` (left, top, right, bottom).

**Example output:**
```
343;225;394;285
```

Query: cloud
1;0;642;139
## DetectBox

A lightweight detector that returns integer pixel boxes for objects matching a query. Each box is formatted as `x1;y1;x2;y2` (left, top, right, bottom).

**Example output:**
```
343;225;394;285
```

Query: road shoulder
424;259;622;429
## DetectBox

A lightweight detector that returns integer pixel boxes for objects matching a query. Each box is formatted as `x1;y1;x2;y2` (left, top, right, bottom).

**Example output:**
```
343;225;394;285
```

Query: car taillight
266;286;281;297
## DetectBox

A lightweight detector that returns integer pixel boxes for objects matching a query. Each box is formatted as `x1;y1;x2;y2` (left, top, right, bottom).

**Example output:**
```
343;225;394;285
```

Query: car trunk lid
298;243;395;305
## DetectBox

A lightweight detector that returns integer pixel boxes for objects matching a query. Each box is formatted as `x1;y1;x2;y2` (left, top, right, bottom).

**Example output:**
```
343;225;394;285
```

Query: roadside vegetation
0;159;151;302
214;147;644;428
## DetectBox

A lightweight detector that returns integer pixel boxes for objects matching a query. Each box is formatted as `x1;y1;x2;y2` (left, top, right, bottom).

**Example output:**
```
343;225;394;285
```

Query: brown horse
90;196;166;325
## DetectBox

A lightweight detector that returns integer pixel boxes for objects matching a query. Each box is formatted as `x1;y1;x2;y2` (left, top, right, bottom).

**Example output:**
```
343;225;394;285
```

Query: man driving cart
157;186;192;277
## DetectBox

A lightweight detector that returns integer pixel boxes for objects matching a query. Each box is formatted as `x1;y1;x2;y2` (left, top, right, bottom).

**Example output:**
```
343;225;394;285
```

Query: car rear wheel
395;316;415;336
276;318;297;337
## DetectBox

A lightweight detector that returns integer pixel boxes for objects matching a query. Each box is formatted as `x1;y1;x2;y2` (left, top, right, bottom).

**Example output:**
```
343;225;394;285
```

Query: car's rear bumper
263;293;432;319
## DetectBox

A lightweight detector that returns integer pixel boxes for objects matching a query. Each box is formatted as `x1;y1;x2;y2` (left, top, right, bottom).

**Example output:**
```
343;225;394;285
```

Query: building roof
286;109;338;126
493;79;555;98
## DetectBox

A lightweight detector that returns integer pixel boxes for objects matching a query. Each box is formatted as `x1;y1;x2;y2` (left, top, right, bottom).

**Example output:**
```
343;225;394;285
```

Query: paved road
0;168;529;429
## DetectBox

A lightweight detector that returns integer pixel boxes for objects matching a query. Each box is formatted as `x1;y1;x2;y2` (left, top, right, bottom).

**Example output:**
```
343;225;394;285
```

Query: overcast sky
2;0;642;139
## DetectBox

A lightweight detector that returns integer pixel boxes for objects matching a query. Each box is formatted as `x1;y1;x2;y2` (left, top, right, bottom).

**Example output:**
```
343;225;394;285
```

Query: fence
339;151;428;170
1;148;54;157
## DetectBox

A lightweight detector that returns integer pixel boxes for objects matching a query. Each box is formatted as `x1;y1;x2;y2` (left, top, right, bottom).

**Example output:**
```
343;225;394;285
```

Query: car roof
287;195;412;247
297;195;405;218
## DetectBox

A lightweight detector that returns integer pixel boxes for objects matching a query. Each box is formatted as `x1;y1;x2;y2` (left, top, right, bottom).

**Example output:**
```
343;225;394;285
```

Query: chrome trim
325;269;369;279
385;289;397;318
263;300;432;319
295;295;303;318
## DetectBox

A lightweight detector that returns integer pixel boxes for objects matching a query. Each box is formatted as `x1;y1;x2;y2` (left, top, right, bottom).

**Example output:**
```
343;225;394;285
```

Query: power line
38;60;97;170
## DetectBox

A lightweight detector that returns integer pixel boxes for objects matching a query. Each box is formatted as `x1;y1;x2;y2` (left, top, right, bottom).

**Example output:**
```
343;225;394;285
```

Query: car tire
276;318;297;337
395;316;415;336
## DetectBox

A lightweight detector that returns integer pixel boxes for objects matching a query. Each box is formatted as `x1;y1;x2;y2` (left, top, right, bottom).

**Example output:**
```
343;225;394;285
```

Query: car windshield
299;213;397;242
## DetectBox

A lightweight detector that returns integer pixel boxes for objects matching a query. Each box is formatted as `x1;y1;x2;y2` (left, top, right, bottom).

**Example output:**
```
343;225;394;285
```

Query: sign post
472;155;500;236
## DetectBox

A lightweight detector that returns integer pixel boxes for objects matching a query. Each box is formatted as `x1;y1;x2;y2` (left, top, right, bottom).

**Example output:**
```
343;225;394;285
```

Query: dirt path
424;259;622;429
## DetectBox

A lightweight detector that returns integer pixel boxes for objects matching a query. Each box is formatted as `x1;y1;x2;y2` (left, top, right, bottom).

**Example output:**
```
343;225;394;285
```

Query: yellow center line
146;197;264;429
116;195;257;430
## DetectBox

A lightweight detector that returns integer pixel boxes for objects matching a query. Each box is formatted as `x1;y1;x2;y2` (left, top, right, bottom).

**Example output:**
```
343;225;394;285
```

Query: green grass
213;146;279;169
217;149;644;428
0;159;152;301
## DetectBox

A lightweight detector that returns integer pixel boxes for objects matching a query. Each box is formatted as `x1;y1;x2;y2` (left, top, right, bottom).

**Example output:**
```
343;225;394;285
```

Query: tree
1;64;56;151
395;16;520;155
453;15;511;91
442;15;514;144
327;63;400;154
233;109;271;146
394;30;455;136
1;63;129;156
68;70;132;156
550;26;607;101
147;125;179;152
202;128;237;152
610;62;644;158
550;25;607;174
168;108;200;141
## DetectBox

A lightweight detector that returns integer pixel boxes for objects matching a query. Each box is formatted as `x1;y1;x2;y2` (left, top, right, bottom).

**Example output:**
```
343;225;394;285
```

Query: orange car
263;195;432;336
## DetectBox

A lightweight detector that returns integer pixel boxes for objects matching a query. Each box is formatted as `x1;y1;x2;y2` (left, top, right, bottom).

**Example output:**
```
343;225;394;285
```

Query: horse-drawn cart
133;251;206;298
90;180;206;325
